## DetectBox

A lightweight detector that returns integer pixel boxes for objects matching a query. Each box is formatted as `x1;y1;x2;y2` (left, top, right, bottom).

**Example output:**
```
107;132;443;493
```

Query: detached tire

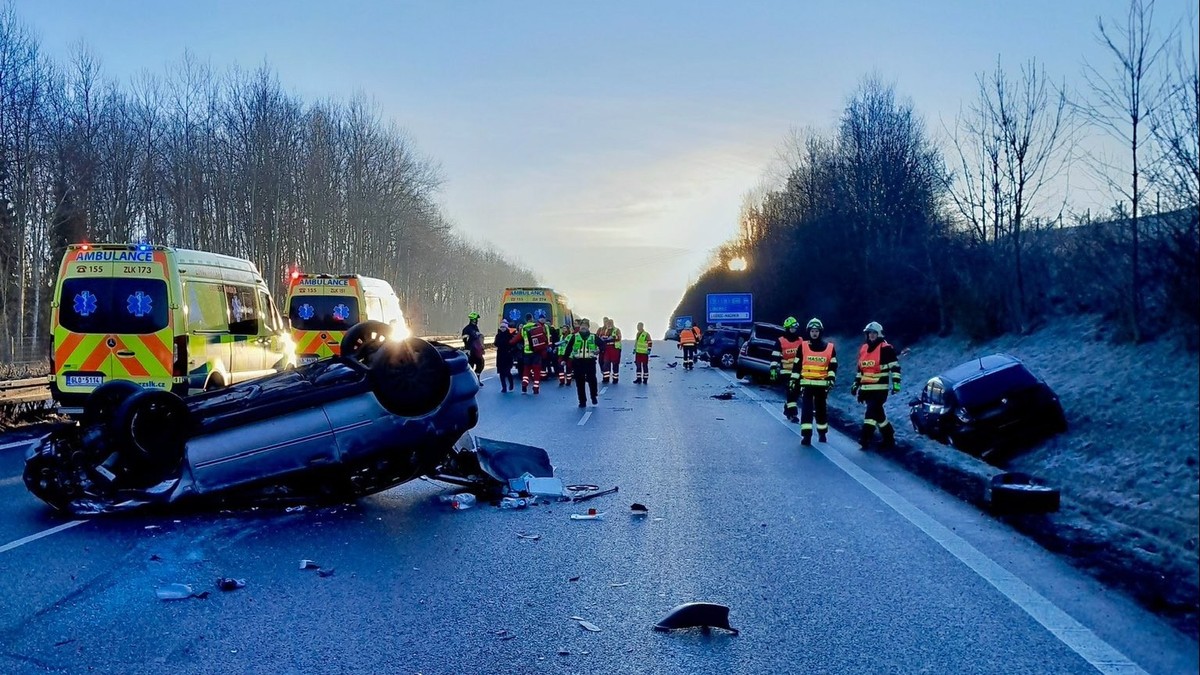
989;472;1060;514
83;380;144;427
341;320;392;363
369;337;451;417
112;390;190;478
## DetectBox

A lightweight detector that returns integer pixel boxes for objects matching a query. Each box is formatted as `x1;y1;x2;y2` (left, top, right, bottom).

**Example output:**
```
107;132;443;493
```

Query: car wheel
341;320;392;364
83;380;144;427
989;472;1061;513
719;352;736;369
369;337;452;417
112;389;190;481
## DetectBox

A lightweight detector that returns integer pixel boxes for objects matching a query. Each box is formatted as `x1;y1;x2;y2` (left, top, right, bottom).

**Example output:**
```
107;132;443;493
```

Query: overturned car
24;322;484;515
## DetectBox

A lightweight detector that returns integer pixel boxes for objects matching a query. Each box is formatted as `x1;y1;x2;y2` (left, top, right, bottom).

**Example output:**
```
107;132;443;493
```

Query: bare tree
1081;0;1171;341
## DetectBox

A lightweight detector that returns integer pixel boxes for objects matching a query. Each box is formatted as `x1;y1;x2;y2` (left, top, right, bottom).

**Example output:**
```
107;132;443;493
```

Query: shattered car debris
24;323;484;515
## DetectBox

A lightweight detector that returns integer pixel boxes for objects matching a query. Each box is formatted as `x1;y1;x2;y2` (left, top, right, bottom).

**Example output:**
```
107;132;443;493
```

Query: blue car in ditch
24;322;483;515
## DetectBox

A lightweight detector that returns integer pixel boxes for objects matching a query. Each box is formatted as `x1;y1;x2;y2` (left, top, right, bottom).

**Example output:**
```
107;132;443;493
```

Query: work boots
880;422;896;449
858;424;874;449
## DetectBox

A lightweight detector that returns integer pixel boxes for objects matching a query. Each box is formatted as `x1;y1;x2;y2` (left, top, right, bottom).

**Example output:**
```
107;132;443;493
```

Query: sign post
706;293;753;324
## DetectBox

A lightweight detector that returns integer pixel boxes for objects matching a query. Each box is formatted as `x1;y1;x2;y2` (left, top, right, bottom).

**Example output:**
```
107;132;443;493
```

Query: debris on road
53;639;75;648
509;474;569;499
299;559;320;570
438;493;477;510
609;582;630;588
570;508;605;520
568;576;581;582
667;363;678;368
285;505;307;513
144;525;161;530
317;568;336;578
572;486;619;503
557;649;571;656
630;503;649;516
516;532;541;541
149;554;162;562
155;583;196;600
653;602;739;635
570;616;602;632
711;391;735;400
216;577;246;591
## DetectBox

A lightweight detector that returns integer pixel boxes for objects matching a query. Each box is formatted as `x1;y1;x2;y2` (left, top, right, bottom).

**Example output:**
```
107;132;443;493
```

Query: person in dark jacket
494;321;517;392
461;312;486;384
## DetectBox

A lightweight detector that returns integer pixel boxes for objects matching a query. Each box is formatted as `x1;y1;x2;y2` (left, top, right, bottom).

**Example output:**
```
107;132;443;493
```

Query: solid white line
0;475;23;488
715;369;1146;675
578;411;592;426
0;520;87;555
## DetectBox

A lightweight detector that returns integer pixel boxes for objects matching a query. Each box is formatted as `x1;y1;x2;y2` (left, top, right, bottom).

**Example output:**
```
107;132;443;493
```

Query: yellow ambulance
50;243;296;410
285;273;408;364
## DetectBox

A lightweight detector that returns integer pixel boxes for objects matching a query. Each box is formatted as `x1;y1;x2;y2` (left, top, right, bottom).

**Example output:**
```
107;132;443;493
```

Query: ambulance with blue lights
285;273;408;365
49;243;296;410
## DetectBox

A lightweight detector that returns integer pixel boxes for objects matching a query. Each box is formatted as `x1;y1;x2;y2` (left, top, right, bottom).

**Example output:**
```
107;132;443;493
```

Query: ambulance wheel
112;390;190;478
342;320;392;364
368;337;450;417
83;380;144;427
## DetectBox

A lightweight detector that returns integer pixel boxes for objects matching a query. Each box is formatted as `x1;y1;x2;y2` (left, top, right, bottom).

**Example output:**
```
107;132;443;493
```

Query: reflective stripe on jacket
568;333;600;359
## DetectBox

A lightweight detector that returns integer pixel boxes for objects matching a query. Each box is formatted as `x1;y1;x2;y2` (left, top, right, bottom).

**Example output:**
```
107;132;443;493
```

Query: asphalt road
0;345;1196;674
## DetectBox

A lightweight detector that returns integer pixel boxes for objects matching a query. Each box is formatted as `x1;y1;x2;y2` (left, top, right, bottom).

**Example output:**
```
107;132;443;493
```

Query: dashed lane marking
714;369;1147;675
578;411;592;426
0;521;87;555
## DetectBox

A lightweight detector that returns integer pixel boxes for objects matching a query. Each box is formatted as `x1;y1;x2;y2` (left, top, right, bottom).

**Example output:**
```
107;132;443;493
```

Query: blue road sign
706;293;753;323
674;315;694;330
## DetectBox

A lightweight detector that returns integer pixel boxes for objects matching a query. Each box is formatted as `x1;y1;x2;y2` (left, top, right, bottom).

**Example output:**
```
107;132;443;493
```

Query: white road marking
0;475;24;488
715;369;1146;675
0;520;87;555
599;387;608;395
578;411;592;426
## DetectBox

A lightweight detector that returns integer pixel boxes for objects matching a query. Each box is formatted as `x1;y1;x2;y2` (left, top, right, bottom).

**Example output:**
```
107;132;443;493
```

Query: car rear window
289;295;361;331
753;324;784;342
60;277;170;335
953;365;1040;407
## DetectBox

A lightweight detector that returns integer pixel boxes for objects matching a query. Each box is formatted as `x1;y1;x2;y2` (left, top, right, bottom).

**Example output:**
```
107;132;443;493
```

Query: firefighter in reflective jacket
851;321;901;448
633;322;653;384
795;318;837;445
770;317;805;421
565;318;601;407
677;321;701;370
520;313;550;394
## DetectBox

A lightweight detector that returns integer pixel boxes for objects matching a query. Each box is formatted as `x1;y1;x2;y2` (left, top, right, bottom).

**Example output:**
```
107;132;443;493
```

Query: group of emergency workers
465;314;657;408
768;317;901;448
465;309;900;449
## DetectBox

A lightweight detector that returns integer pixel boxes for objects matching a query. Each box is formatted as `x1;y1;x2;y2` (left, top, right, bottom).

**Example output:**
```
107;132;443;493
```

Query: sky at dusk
12;0;1195;335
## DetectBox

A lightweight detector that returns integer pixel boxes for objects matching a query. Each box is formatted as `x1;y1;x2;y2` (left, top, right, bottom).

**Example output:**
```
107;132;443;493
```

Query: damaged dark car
24;322;490;515
909;353;1067;460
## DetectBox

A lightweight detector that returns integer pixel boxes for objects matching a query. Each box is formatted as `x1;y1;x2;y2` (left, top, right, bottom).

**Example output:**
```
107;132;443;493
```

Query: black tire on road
341;320;392;363
83;380;144;427
368;337;451;417
112;389;191;477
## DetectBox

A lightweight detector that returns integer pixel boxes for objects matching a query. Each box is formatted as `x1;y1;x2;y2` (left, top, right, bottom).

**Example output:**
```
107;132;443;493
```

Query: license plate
65;375;104;387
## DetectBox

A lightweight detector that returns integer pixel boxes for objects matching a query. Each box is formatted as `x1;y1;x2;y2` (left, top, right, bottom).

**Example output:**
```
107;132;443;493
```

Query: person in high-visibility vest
520;313;550;395
633;322;653;384
557;320;575;386
851;321;901;448
794;318;838;445
677;321;701;370
598;317;623;384
564;318;601;407
770;317;805;421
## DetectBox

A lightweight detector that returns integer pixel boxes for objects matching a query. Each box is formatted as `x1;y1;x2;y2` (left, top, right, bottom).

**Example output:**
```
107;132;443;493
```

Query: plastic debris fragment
570;617;602;632
155;583;194;600
300;559;320;570
216;578;246;591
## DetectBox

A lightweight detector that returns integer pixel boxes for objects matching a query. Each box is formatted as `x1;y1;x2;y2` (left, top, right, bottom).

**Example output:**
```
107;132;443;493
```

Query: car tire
368;337;452;417
341;320;392;363
112;389;190;478
719;352;736;369
83;380;144;427
988;472;1061;513
735;368;746;380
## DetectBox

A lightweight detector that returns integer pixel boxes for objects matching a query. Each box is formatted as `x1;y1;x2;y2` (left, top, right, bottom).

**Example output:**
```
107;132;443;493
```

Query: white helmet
863;321;884;335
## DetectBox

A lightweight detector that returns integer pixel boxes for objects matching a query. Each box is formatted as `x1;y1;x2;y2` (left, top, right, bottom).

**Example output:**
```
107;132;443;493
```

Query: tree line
0;7;537;359
676;0;1198;346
